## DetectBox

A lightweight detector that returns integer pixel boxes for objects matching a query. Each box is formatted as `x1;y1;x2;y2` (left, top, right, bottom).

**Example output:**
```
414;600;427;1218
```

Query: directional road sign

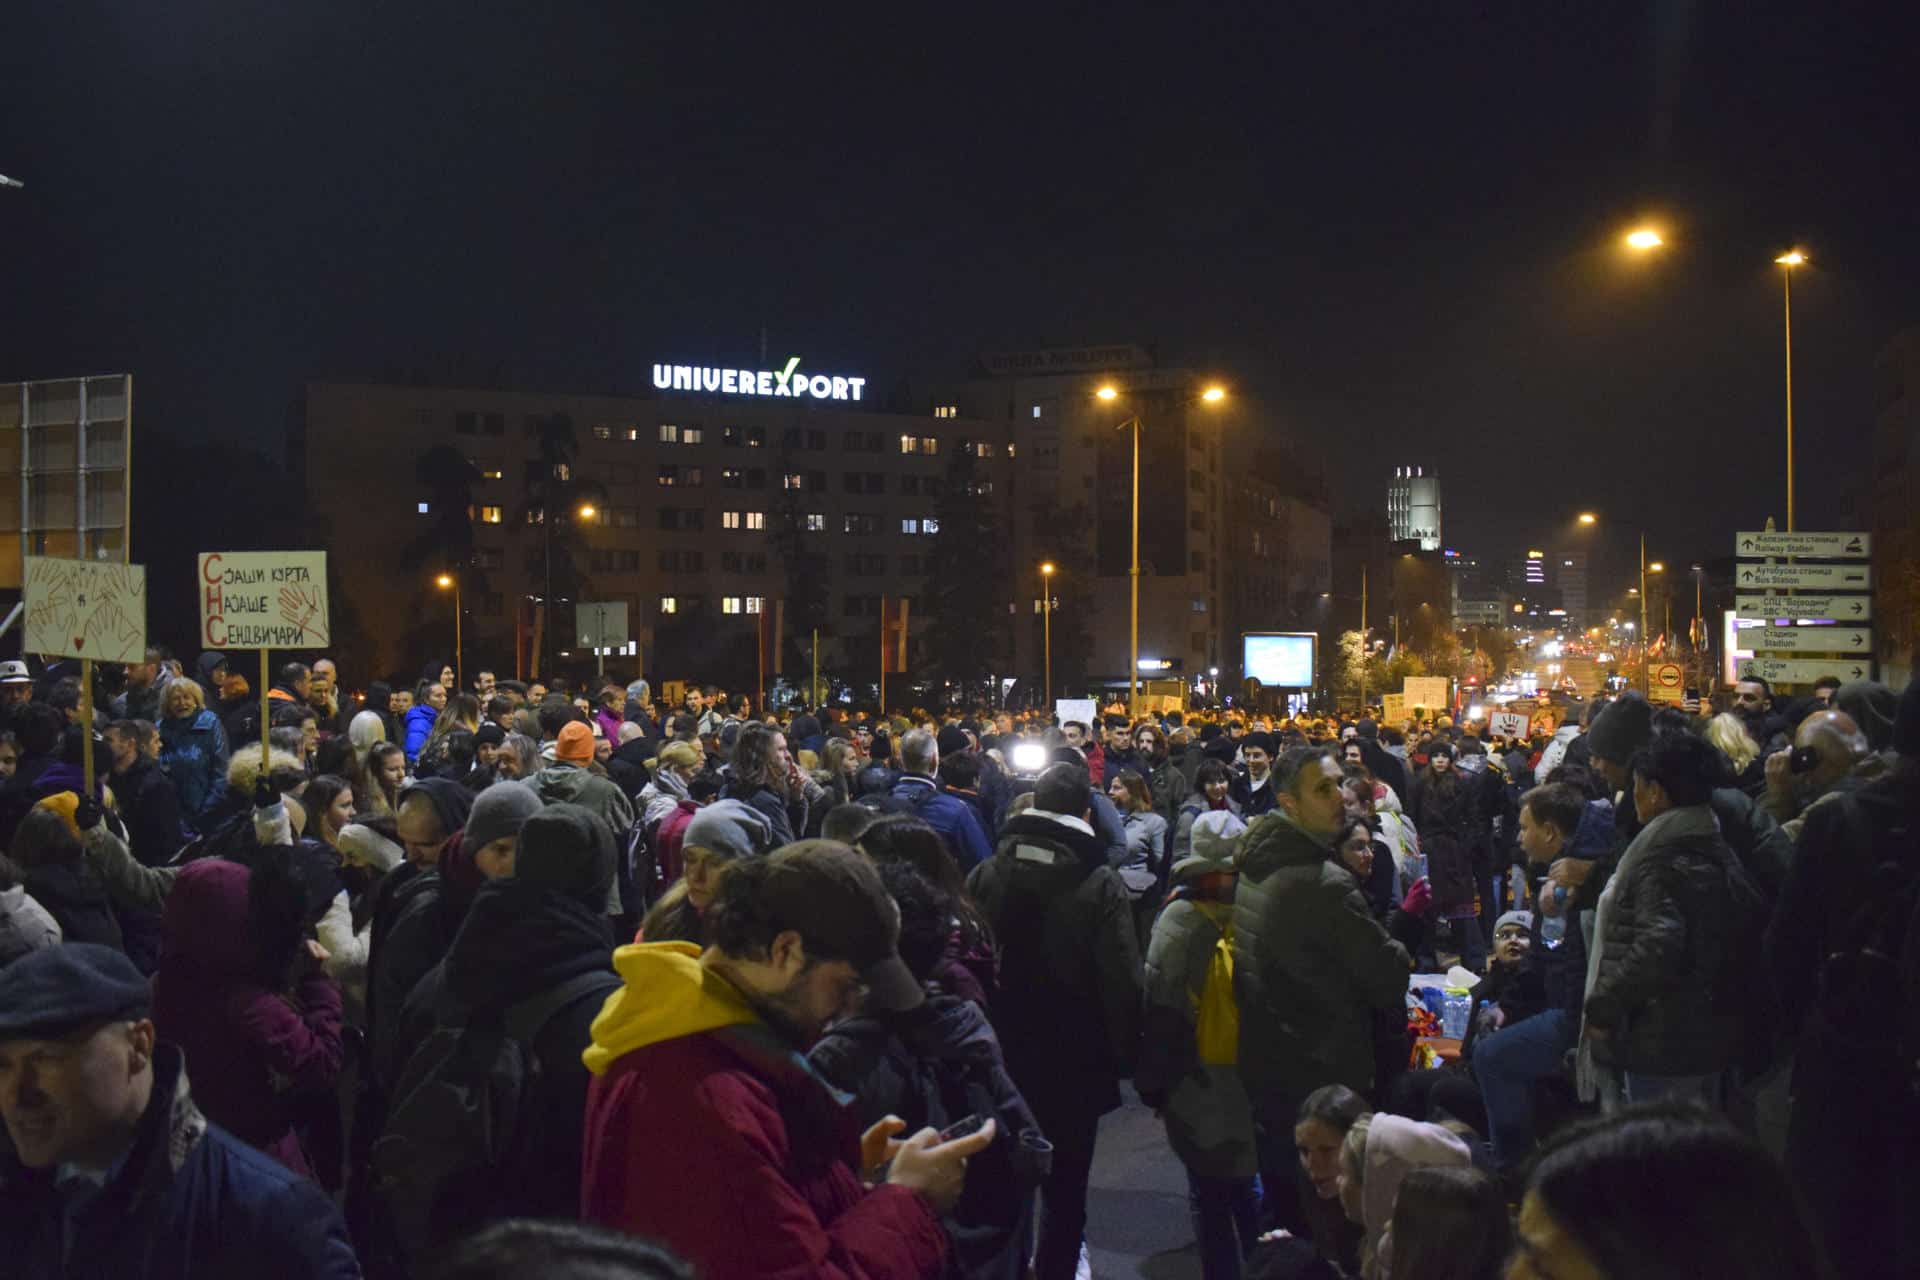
1736;656;1874;685
1734;562;1872;591
1735;594;1871;621
1735;531;1871;559
1742;627;1873;654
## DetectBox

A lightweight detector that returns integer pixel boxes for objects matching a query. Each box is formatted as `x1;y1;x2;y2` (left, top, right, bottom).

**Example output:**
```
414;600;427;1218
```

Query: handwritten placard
199;551;330;649
23;557;149;664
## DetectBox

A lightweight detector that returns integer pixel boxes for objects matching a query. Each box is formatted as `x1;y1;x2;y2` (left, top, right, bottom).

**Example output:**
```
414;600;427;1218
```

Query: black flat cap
0;943;152;1041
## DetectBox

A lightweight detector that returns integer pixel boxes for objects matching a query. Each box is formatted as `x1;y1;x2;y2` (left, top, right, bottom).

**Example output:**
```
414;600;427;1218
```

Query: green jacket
1230;810;1410;1101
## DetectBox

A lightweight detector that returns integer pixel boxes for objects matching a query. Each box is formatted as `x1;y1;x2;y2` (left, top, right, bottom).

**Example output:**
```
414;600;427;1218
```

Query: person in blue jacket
888;729;993;870
0;943;360;1279
403;681;446;764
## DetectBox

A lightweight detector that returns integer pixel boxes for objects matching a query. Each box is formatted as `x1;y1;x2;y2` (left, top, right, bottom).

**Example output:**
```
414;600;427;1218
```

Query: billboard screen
1244;632;1316;688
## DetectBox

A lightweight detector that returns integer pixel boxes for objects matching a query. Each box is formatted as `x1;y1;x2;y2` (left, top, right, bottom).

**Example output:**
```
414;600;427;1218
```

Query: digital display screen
1243;633;1316;687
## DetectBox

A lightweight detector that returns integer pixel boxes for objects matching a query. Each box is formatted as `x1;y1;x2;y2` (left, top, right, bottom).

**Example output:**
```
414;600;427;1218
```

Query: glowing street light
1775;249;1807;529
1625;228;1665;251
434;571;463;687
1577;512;1597;526
1200;385;1227;403
1038;561;1056;710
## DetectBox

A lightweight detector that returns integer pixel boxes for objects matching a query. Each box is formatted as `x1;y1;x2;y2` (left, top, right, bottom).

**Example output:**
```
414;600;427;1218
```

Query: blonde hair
162;679;205;718
1706;713;1761;775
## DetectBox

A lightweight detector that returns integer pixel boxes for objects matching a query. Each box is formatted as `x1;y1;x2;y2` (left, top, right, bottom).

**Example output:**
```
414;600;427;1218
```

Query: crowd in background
0;645;1910;1279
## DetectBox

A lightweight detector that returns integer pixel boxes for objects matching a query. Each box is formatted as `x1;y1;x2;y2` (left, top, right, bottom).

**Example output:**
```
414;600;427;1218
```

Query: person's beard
746;980;823;1049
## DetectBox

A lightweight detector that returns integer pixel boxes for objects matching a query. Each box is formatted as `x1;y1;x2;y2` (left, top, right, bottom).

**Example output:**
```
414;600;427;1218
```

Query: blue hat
0;943;151;1041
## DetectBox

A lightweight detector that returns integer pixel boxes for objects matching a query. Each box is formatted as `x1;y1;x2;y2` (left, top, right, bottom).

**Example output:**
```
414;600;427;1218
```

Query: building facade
1872;329;1920;688
1388;465;1442;550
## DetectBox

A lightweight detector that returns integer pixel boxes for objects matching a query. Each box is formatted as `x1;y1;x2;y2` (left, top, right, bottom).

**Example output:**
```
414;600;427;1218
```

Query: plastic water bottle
1442;989;1471;1040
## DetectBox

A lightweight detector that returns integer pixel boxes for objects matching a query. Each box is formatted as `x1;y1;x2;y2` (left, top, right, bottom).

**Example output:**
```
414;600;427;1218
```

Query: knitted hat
465;781;544;851
516;803;616;905
1587;696;1653;764
1180;809;1247;872
475;722;507;748
936;725;971;758
554;720;594;764
683;798;776;862
1494;910;1534;936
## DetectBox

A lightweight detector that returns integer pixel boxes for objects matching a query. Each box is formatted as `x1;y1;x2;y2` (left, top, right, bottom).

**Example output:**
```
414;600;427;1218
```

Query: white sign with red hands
23;556;148;664
199;551;330;649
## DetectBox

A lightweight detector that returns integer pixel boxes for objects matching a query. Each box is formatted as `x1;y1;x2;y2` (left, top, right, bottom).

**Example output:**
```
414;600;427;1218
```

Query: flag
881;595;910;674
758;598;786;676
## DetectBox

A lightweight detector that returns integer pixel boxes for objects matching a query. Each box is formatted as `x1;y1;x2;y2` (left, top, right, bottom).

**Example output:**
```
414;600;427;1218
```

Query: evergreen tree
923;445;1007;699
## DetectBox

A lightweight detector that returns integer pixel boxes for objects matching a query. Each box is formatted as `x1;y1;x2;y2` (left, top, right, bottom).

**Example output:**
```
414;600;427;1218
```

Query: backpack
858;781;937;819
370;970;620;1257
1193;912;1240;1067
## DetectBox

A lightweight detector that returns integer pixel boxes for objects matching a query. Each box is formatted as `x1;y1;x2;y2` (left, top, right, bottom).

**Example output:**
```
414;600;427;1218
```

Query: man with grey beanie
386;803;622;1252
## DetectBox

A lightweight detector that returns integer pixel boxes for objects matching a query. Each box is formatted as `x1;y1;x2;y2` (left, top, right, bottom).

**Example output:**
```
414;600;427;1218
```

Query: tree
512;412;605;675
1028;501;1097;700
923;446;1007;700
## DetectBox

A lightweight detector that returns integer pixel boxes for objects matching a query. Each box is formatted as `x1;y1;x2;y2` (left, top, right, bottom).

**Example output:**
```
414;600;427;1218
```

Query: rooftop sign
652;358;865;401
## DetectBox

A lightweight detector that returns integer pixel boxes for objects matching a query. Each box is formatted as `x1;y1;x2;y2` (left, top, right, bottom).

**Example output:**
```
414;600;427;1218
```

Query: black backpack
1815;795;1920;1081
370;970;619;1257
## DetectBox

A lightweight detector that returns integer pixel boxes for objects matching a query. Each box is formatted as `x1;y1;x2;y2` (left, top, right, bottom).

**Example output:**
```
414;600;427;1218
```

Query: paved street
1085;1087;1203;1279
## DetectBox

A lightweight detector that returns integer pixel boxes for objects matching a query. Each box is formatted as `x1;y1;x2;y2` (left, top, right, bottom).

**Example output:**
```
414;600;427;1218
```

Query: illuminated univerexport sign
652;357;866;401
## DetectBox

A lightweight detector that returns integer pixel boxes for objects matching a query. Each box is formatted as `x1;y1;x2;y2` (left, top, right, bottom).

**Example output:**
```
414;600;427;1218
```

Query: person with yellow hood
580;839;995;1280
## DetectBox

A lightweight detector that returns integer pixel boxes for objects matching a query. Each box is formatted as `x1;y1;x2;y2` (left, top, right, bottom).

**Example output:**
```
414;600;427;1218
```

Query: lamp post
1096;381;1227;716
1774;250;1805;530
1039;561;1056;712
435;572;463;689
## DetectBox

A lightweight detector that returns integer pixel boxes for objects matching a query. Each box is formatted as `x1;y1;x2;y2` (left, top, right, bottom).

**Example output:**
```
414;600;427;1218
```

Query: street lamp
541;499;602;679
435;572;463;689
1039;561;1056;712
1774;250;1806;530
1094;380;1229;716
1625;228;1665;251
1577;512;1597;526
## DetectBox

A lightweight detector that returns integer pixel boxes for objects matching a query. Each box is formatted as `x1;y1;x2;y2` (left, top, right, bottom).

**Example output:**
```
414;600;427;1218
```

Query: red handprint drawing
279;584;326;641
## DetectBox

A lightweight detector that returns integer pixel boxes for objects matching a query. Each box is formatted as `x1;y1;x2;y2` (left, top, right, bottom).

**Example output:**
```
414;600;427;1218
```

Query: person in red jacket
581;839;995;1280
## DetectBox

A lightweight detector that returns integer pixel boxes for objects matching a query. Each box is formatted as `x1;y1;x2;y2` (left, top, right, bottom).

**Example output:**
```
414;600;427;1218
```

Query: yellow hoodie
582;941;760;1076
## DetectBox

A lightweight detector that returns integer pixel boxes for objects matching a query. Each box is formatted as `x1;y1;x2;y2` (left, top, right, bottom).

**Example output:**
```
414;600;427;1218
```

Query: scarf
1576;803;1719;1100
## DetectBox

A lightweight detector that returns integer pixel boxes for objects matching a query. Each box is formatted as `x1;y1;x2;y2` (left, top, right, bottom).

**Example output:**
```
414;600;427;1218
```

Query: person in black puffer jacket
1583;732;1746;1111
811;862;1042;1280
10;804;123;950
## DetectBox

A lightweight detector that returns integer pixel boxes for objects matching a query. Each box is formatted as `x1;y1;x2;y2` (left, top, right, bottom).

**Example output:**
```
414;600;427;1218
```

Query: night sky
4;2;1914;601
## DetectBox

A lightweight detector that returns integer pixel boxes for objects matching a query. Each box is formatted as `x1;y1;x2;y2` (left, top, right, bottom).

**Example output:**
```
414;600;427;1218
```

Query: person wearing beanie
1585;696;1653;781
638;798;776;947
1132;795;1259;1278
463;780;546;879
394;803;623;1246
526;720;635;913
0;944;359;1276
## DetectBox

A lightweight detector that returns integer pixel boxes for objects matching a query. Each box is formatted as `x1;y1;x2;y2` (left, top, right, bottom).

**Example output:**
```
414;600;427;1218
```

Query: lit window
723;511;741;530
479;506;502;524
924;437;939;455
684;426;704;445
417;502;430;514
722;597;742;615
783;472;804;490
934;405;958;419
923;517;939;534
1007;442;1016;458
745;596;763;614
805;513;825;531
659;597;677;614
1031;405;1041;419
482;467;503;480
658;466;677;486
659;423;679;443
593;425;611;440
974;442;994;458
902;518;919;534
745;511;765;530
899;435;917;455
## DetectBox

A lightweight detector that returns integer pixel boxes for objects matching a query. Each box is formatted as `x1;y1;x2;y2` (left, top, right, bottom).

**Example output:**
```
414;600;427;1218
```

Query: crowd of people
0;646;1909;1279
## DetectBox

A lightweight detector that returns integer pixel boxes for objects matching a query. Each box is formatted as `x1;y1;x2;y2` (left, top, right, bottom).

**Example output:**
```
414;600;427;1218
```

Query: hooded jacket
150;860;345;1177
0;1045;358;1280
1231;810;1410;1100
580;942;948;1280
965;810;1143;1115
529;762;636;847
885;775;994;870
1536;724;1583;781
1410;768;1483;917
398;878;618;1228
810;995;1042;1280
1356;1115;1473;1279
159;708;230;824
112;755;186;868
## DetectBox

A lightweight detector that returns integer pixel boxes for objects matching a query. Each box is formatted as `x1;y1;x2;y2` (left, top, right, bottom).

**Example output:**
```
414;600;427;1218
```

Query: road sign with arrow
1735;594;1871;621
1735;563;1871;591
1737;656;1873;685
1735;531;1870;558
1740;627;1873;654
